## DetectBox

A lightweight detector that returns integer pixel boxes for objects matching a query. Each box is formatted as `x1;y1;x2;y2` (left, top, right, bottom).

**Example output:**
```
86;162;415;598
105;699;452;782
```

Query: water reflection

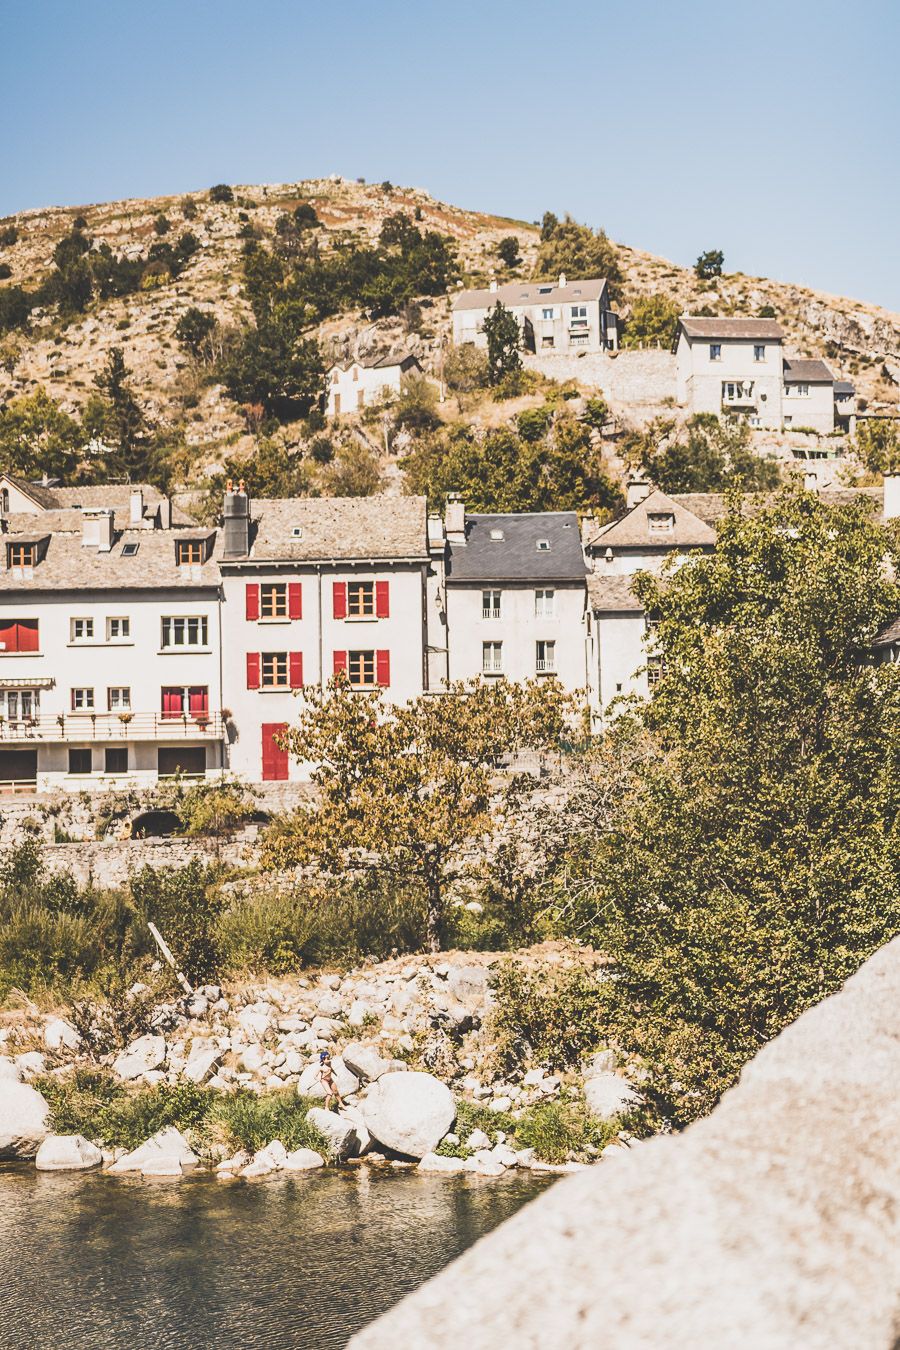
0;1166;551;1349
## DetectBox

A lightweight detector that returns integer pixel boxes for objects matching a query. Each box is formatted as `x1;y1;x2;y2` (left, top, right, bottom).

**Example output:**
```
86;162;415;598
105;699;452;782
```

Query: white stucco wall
221;564;430;781
445;583;587;696
588;610;650;726
676;333;784;428
0;588;224;789
326;363;403;416
783;382;834;433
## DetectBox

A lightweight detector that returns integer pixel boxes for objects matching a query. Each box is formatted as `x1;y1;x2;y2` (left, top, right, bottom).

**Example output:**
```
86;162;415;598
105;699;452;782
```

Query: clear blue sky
3;0;899;309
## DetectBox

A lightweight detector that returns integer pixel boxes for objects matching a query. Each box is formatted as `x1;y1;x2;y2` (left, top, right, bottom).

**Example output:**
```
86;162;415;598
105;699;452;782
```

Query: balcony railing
535;660;556;674
0;711;225;743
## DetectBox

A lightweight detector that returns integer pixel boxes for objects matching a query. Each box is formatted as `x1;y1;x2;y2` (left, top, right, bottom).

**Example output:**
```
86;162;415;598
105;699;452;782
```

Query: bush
535;214;622;300
497;236;521;268
174;306;217;359
695;249;725;279
0;285;32;332
0;264;11;280
487;961;607;1074
153;214;170;235
209;184;234;203
622;294;681;349
514;1097;621;1163
210;1089;327;1155
293;202;319;229
181;198;198;220
0;225;18;247
444;345;489;393
130;859;228;984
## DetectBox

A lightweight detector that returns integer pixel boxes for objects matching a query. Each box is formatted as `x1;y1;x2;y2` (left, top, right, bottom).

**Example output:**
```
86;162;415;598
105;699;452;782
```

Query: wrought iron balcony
0;711;226;743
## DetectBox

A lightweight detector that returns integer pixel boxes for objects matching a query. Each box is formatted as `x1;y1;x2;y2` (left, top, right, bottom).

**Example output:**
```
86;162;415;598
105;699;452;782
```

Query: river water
0;1166;550;1349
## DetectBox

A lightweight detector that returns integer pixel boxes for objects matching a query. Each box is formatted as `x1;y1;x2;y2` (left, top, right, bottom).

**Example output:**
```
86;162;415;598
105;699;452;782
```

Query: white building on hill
326;352;421;416
452;275;618;354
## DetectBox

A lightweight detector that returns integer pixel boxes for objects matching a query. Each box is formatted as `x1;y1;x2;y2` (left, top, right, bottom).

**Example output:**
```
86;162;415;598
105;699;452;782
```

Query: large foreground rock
113;1034;166;1081
36;1134;103;1171
0;1066;50;1159
361;1071;455;1159
108;1126;198;1174
349;936;900;1349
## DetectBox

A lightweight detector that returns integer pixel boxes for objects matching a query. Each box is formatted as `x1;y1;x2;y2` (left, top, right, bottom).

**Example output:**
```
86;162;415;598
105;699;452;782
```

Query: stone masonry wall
352;936;900;1349
524;349;677;423
41;838;255;888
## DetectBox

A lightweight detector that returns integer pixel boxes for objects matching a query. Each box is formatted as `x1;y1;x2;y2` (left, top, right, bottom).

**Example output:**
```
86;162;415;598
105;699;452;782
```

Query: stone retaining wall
524;349;677;423
42;838;255;887
351;937;900;1348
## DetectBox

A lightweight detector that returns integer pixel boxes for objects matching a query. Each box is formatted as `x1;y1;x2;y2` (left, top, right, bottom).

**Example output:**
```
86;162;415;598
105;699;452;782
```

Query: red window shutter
0;620;17;652
17;621;39;652
377;649;391;687
288;582;302;620
333;582;347;620
246;652;261;689
245;583;260;621
375;580;390;618
289;652;303;689
333;650;347;677
189;687;209;716
162;688;183;717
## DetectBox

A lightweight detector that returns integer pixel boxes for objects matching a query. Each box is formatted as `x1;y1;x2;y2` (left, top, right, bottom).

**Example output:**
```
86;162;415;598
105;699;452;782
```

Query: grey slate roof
874;616;900;648
452;278;608;312
0;528;223;593
589;490;717;550
783;358;834;383
834;381;856;396
327;352;420;373
446;512;587;583
242;495;429;563
677;317;785;341
587;574;644;613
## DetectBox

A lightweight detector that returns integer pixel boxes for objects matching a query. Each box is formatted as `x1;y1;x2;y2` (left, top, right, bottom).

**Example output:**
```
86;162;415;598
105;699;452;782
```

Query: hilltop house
442;496;588;696
452;275;618;354
674;318;850;434
326;352;421;416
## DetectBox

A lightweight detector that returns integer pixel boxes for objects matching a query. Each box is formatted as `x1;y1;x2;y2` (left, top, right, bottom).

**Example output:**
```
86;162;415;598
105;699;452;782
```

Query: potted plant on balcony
119;711;133;724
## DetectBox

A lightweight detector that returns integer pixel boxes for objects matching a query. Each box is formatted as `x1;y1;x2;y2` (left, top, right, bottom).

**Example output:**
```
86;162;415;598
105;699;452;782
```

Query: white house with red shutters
218;490;444;781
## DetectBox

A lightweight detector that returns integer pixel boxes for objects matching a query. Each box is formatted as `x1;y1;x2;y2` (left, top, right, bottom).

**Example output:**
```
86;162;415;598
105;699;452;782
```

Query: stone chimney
129;486;144;526
158;496;171;530
884;473;900;521
445;492;466;543
626;478;652;510
82;507;114;552
558;272;567;289
222;482;251;559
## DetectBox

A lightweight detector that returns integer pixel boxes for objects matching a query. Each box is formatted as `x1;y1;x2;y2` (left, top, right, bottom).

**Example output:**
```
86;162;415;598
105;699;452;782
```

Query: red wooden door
261;722;289;781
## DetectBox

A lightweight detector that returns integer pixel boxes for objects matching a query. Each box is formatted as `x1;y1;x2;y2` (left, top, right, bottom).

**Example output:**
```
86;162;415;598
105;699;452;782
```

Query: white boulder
361;1071;455;1159
467;1128;491;1151
237;1003;273;1039
418;1152;467;1174
15;1051;46;1078
283;1147;325;1171
583;1072;642;1121
306;1107;359;1161
108;1126;199;1174
113;1034;167;1081
183;1045;222;1085
342;1042;392;1083
141;1157;184;1177
297;1056;359;1100
44;1018;81;1053
36;1134;103;1172
0;1056;20;1082
0;1073;50;1159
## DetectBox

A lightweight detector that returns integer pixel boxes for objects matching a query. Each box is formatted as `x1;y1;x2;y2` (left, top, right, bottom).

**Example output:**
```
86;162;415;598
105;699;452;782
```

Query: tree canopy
622;413;782;494
262;676;572;950
535;214;622;300
482;301;521;385
557;490;900;1121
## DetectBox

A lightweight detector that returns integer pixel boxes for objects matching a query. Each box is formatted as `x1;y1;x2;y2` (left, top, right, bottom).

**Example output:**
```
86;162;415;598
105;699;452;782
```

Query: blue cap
319;1051;329;1062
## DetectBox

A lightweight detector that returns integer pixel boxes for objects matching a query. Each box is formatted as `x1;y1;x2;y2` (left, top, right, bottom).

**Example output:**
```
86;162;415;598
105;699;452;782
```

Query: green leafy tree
263;677;572;951
223;320;324;416
623;413;781;494
482;301;521;385
0;286;31;332
497;236;521;268
209;184;234;203
174;307;217;360
695;249;725;279
568;491;900;1122
853;419;900;475
622;294;681;349
293;202;319;229
0;388;83;479
535;214;622;299
92;347;146;475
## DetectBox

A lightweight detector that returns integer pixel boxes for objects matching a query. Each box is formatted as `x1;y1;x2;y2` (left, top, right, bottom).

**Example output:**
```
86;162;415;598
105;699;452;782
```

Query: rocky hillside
1;175;898;482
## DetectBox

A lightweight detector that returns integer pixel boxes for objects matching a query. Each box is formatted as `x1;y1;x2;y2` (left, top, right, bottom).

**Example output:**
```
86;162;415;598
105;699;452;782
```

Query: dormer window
489;528;505;541
536;539;551;552
176;539;204;566
648;512;675;534
8;542;36;570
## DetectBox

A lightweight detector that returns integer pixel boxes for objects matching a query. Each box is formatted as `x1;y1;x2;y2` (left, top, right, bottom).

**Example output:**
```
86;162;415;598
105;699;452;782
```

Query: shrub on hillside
209;184;234;203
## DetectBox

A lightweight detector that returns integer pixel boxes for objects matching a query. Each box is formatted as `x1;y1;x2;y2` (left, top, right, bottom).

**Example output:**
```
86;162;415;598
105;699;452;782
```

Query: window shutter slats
245;584;260;621
246;652;261;689
333;650;348;677
289;652;303;689
333;582;347;619
377;649;390;687
375;580;390;618
288;583;303;620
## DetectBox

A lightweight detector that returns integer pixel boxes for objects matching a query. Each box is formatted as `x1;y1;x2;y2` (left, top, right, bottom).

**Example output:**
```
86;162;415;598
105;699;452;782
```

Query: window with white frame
648;512;675;534
754;345;766;361
536;640;556;673
161;616;209;648
0;688;40;721
482;590;501;619
482;641;503;674
71;687;94;711
107;687;131;711
569;305;588;328
786;383;809;397
534;589;555;617
709;343;722;361
541;307;555;320
71;617;94;642
106;616;130;641
536;539;551;552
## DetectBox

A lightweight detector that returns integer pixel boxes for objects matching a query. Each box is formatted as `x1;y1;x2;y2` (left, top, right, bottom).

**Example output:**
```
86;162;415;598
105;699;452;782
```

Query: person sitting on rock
318;1050;344;1111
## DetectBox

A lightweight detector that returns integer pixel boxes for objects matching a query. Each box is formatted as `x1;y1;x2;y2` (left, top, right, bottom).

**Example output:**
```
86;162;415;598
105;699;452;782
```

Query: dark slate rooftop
446;512;587;584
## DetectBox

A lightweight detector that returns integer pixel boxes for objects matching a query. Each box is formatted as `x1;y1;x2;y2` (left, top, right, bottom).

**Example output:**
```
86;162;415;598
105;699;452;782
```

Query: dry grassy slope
0;175;897;479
